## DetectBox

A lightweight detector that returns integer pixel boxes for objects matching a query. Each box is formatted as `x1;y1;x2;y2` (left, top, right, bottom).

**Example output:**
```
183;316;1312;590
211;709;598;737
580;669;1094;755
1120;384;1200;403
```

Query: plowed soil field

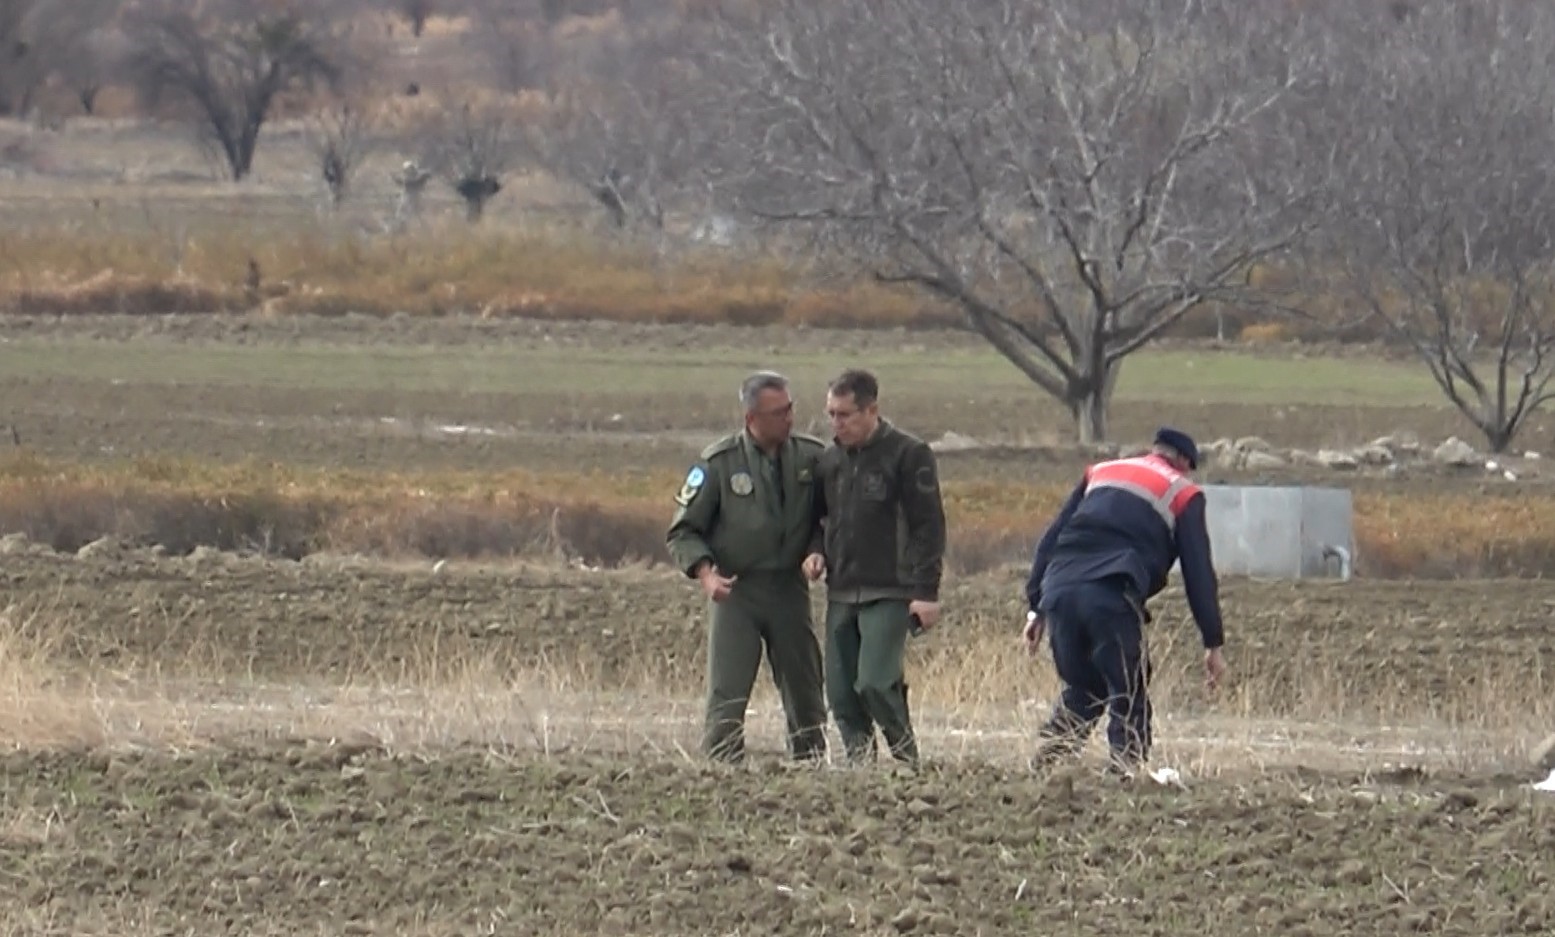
4;745;1551;937
2;315;1552;935
3;545;1552;723
2;546;1553;934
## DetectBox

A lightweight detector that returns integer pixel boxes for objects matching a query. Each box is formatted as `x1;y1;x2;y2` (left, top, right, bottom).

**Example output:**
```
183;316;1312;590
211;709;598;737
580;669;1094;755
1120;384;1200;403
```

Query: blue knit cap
1154;427;1199;469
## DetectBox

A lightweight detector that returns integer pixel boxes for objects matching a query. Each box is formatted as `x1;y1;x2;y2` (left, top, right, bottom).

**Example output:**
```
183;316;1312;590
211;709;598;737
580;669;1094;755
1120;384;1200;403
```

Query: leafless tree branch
1321;0;1555;453
307;96;377;209
694;0;1325;442
126;0;343;181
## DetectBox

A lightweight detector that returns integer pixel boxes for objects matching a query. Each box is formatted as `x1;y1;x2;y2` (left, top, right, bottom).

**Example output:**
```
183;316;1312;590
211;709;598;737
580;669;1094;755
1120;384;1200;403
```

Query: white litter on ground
1149;767;1185;787
1533;769;1555;793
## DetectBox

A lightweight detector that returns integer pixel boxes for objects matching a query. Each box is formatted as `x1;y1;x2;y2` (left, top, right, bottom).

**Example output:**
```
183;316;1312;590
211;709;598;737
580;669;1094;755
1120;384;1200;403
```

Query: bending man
1022;427;1228;777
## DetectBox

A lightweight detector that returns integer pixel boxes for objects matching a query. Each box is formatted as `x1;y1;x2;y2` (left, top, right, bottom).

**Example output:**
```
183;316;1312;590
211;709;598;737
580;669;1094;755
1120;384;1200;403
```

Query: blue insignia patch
675;465;707;507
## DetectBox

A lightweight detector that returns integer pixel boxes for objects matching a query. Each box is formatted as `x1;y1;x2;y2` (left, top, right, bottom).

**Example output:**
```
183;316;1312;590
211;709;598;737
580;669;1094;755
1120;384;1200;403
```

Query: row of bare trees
5;0;1555;451
681;0;1555;453
0;0;121;116
1319;1;1555;454
3;0;679;226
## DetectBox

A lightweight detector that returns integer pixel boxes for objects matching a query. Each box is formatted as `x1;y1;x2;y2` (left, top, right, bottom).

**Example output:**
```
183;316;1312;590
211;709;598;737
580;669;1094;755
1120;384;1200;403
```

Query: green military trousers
825;598;918;764
703;571;828;762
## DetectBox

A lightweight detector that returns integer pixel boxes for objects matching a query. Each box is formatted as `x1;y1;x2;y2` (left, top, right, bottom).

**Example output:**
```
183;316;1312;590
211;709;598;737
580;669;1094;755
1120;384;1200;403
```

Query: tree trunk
1069;359;1121;445
465;194;489;223
216;131;254;181
1071;389;1109;445
1479;418;1515;455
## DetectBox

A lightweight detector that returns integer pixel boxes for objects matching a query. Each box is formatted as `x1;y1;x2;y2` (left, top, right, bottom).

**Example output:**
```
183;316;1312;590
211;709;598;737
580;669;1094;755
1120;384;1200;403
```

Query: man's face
826;390;878;447
746;386;795;447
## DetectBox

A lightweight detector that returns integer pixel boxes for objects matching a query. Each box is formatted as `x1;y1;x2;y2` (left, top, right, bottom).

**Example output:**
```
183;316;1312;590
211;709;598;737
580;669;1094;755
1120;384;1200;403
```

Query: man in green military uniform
805;368;947;765
666;370;830;763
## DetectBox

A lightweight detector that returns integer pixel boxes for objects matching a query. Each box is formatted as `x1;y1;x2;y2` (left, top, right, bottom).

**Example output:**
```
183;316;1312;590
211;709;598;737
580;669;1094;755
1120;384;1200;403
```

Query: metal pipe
1322;544;1353;581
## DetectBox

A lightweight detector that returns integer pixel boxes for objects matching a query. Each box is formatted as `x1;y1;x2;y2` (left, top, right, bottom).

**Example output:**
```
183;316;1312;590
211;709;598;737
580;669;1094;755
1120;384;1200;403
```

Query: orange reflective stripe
1083;455;1201;531
1167;485;1199;517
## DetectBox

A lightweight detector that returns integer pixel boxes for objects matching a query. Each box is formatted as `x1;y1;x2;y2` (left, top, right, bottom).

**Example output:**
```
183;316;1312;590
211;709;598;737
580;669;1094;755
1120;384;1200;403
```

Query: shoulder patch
674;464;708;507
699;434;741;461
915;463;939;493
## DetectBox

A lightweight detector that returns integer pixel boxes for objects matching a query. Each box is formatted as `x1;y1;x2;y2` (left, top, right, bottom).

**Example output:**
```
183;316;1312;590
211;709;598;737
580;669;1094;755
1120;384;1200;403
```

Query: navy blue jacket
1025;457;1225;649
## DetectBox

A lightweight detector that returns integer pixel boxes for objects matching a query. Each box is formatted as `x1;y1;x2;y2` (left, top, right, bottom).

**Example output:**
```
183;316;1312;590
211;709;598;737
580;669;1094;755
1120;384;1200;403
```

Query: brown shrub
0;481;333;557
321;497;664;566
0;456;1552;579
1350;493;1555;579
4;272;242;316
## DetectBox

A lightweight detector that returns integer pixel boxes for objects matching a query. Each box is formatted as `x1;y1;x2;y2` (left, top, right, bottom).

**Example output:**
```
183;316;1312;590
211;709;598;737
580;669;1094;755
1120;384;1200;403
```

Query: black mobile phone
909;612;925;637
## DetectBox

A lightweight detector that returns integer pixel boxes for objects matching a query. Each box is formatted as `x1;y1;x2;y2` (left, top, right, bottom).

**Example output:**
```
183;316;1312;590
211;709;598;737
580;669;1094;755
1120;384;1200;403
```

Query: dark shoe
886;732;920;766
841;739;878;765
1104;750;1145;782
1029;733;1085;771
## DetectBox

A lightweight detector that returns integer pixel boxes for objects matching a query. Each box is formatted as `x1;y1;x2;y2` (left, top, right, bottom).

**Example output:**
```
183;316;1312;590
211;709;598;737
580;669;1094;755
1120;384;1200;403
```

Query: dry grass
0;220;954;328
1353;495;1555;577
0;452;1552;578
0;202;1391;341
0;587;1544;777
0;175;1484;345
0;215;1514;348
0;604;108;752
0;225;1437;343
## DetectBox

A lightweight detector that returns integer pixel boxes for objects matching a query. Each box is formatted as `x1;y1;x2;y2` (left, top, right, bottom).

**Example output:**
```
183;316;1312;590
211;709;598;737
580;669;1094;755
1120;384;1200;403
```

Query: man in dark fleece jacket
805;368;947;765
1022;427;1228;777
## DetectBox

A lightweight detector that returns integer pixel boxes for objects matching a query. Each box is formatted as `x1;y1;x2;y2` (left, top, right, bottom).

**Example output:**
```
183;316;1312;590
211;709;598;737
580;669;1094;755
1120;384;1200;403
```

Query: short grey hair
740;370;790;411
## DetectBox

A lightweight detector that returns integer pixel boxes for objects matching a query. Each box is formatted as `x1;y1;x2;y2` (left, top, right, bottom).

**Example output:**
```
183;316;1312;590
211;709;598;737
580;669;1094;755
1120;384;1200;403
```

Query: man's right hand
1204;646;1227;690
698;564;737;603
1022;612;1045;656
802;553;826;582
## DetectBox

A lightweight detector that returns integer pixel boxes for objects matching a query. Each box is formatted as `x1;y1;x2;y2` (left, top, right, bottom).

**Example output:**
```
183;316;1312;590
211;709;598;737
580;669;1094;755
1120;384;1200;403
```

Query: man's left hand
802;553;826;582
907;600;941;632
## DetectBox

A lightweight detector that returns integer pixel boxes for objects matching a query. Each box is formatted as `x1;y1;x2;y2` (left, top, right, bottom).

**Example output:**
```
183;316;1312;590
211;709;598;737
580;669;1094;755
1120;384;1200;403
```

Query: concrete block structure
1196;484;1355;580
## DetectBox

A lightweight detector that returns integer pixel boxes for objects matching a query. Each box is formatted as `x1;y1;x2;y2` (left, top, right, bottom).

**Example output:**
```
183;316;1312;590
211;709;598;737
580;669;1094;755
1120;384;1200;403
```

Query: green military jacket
665;430;826;579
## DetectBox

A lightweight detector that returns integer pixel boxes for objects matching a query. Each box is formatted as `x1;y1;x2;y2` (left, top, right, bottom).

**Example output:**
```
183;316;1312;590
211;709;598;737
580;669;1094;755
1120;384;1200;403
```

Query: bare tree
467;0;554;94
307;96;376;209
127;1;342;181
0;0;40;116
1322;0;1555;453
423;102;514;222
531;81;682;233
0;0;106;117
61;26;124;115
0;0;130;118
399;0;434;37
696;0;1324;443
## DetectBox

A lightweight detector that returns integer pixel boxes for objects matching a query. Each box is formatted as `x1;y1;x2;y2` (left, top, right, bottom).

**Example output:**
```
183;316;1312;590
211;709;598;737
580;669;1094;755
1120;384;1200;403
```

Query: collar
838;418;890;452
743;429;784;459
